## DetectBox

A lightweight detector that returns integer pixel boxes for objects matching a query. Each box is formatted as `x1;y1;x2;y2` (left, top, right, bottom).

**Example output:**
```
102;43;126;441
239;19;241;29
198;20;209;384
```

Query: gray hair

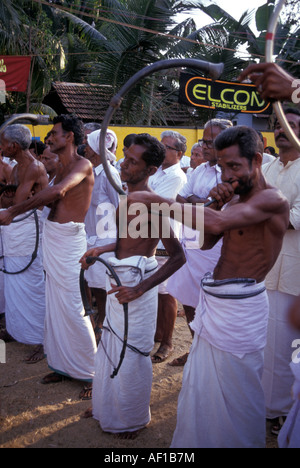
204;119;233;131
84;122;101;132
2;124;32;150
161;130;187;153
191;142;202;153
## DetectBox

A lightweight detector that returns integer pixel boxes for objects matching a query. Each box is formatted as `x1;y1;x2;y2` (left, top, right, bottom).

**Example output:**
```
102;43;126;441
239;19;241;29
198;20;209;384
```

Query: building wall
26;124;279;161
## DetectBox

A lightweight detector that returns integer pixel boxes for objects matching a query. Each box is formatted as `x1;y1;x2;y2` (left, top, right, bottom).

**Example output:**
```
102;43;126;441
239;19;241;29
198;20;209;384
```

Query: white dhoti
262;290;300;418
2;211;45;345
167;229;222;308
43;220;97;381
171;274;269;448
278;361;300;448
84;236;113;289
92;255;158;434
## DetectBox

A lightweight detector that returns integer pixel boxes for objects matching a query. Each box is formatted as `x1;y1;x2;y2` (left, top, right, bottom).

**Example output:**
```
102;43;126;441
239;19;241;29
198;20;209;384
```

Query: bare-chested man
80;133;185;439
128;126;289;448
0;115;97;398
0;124;48;363
41;145;59;184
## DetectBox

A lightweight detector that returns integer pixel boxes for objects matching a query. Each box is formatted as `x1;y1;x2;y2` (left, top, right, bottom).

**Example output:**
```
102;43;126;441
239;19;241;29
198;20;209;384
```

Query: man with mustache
127;125;290;447
261;108;300;436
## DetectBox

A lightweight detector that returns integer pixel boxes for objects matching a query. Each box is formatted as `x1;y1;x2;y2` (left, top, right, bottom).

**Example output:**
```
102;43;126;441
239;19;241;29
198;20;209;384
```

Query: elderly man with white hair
84;129;121;342
0;124;48;364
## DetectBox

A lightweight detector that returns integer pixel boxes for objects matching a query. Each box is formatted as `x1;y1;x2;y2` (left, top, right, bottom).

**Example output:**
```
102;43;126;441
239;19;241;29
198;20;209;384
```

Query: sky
186;0;268;33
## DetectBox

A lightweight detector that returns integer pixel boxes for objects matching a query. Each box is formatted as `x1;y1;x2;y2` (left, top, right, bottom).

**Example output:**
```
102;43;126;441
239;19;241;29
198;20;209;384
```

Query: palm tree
66;0;230;125
0;0;107;115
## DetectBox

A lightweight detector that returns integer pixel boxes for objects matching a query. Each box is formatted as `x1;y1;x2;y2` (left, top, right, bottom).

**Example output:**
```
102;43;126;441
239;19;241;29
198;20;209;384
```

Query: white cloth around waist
2;210;40;257
105;255;158;354
191;273;269;358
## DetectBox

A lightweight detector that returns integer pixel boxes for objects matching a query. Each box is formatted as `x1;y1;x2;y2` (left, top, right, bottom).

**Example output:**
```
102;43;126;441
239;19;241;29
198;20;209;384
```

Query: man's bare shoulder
74;155;93;174
256;185;289;214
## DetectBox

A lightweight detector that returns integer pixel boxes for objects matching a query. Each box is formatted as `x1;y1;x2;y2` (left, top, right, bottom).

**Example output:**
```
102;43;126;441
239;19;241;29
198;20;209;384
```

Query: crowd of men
0;62;299;448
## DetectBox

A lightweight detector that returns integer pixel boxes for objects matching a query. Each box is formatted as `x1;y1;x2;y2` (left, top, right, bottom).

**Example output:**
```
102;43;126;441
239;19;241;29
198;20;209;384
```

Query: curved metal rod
0;113;43;135
80;256;128;379
100;59;224;194
265;0;300;152
0;210;39;275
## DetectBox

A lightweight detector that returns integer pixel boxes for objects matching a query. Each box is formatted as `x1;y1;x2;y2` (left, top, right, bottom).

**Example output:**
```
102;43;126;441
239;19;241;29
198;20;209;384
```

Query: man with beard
261;108;300;435
127;125;290;447
167;119;232;367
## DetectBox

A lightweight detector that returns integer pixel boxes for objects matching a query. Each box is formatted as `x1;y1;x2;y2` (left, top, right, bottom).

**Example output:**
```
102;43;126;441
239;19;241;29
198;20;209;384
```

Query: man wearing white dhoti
81;133;185;438
129;126;290;447
278;297;300;448
2;211;45;348
0;115;97;398
0;124;48;363
43;219;96;382
261;108;300;434
168;119;232;366
84;129;121;336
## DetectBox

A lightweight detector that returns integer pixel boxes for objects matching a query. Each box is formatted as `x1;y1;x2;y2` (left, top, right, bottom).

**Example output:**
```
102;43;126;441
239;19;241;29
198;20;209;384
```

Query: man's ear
11;141;20;153
148;166;157;177
65;131;74;144
254;152;263;168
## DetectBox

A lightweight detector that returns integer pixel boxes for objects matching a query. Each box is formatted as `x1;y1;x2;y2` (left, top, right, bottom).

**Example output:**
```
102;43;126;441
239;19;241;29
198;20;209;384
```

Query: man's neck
161;160;179;170
57;146;78;166
239;174;267;203
14;150;34;165
279;148;300;166
127;180;150;193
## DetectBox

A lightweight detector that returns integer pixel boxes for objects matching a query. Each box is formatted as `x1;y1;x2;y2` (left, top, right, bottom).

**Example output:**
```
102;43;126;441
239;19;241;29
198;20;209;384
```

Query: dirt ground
0;311;278;449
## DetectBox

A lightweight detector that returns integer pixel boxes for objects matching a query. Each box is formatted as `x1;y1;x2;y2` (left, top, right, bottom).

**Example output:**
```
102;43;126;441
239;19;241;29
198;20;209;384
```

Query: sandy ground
0;311;278;449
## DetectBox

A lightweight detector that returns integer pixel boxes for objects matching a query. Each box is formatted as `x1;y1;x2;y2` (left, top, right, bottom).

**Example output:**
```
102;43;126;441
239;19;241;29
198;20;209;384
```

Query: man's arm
108;222;186;304
79;242;117;270
0;158;92;225
289;295;300;331
127;187;289;235
238;63;298;102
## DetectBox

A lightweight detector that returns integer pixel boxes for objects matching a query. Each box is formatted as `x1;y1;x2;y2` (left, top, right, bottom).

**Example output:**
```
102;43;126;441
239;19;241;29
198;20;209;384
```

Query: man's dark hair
214;126;263;164
134;133;166;168
283;107;300;118
274;107;300;135
53;114;84;147
123;133;137;149
29;140;47;156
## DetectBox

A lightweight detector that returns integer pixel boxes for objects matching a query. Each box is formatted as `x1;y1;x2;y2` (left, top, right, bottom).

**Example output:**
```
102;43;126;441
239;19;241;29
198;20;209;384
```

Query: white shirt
262;153;276;165
179;162;222;200
263;157;300;296
84;163;121;247
180;155;191;168
149;163;187;248
149;162;187;199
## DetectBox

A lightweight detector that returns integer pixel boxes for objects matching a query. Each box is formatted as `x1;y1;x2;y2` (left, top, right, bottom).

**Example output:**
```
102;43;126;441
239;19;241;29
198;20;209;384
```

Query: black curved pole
99;59;224;195
0;113;42;135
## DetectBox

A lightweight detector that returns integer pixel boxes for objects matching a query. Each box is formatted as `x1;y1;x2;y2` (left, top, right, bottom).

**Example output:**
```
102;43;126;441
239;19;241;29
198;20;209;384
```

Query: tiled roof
43;81;199;126
43;82;117;122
